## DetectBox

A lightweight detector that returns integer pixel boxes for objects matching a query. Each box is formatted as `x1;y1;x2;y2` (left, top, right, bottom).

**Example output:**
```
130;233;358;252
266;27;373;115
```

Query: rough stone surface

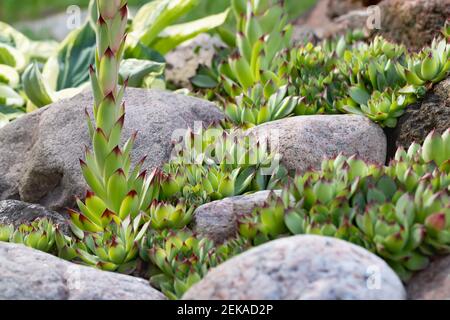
192;190;283;244
377;0;450;51
0;88;224;212
296;0;448;48
407;255;450;300
386;77;450;159
294;0;373;39
247;115;387;173
165;34;225;90
294;0;333;39
292;26;321;45
328;0;381;19
183;235;406;300
0;242;166;300
0;200;69;233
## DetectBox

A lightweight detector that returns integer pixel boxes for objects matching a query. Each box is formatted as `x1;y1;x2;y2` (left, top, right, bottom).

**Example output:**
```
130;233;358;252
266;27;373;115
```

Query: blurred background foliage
0;0;316;26
0;0;148;23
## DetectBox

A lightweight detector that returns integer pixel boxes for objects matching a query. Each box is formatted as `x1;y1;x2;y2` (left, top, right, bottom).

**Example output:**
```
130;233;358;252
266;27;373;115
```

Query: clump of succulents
148;200;194;230
403;38;450;86
0;218;59;253
164;125;287;205
238;130;450;280
206;14;448;128
224;84;303;127
140;228;249;299
214;0;303;127
224;0;292;92
340;88;416;128
74;215;149;273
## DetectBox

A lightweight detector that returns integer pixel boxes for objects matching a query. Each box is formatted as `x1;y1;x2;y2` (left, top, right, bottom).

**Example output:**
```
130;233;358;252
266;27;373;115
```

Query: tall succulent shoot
221;0;301;127
68;0;154;271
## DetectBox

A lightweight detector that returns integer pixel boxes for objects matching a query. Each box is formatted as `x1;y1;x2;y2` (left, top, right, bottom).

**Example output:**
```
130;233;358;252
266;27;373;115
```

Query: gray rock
0;88;223;212
407;255;450;300
165;34;225;90
192;190;283;244
246;115;387;174
386;77;450;159
0;200;69;233
0;242;166;300
183;235;406;300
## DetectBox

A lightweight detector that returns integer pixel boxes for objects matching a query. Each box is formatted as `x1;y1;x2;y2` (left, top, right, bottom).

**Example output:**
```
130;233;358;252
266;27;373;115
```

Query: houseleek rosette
67;0;158;272
237;130;450;281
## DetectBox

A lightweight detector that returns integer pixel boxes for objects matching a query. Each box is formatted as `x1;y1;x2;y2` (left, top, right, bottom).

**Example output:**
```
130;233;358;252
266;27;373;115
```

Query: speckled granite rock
386;77;450;159
0;200;69;234
0;88;223;212
165;34;225;90
0;242;166;300
192;190;285;244
183;235;406;300
407;255;450;300
246;115;387;174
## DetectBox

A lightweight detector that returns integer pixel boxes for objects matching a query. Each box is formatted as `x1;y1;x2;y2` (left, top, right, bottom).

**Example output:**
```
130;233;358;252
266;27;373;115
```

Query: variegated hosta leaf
0;21;57;62
21;21;96;108
22;62;54;108
0;64;19;87
119;58;165;88
43;22;96;92
128;0;199;49
0;43;26;70
0;83;24;107
152;9;229;55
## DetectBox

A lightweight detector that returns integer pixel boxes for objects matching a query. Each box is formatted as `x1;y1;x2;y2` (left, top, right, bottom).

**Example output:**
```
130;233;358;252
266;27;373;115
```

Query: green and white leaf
0;64;20;87
22;62;54;108
43;22;96;92
24;21;96;107
0;43;26;70
0;21;57;62
0;84;25;107
127;0;199;49
119;58;165;88
152;9;229;54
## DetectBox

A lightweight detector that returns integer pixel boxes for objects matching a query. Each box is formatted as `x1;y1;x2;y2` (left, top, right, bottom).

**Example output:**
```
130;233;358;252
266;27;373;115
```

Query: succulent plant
341;88;416;128
165;125;287;205
140;228;249;299
404;38;450;86
237;130;450;281
0;224;13;242
74;214;149;273
140;229;216;299
5;218;58;253
69;1;159;237
225;0;292;91
148;201;194;230
443;20;450;40
225;85;303;127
